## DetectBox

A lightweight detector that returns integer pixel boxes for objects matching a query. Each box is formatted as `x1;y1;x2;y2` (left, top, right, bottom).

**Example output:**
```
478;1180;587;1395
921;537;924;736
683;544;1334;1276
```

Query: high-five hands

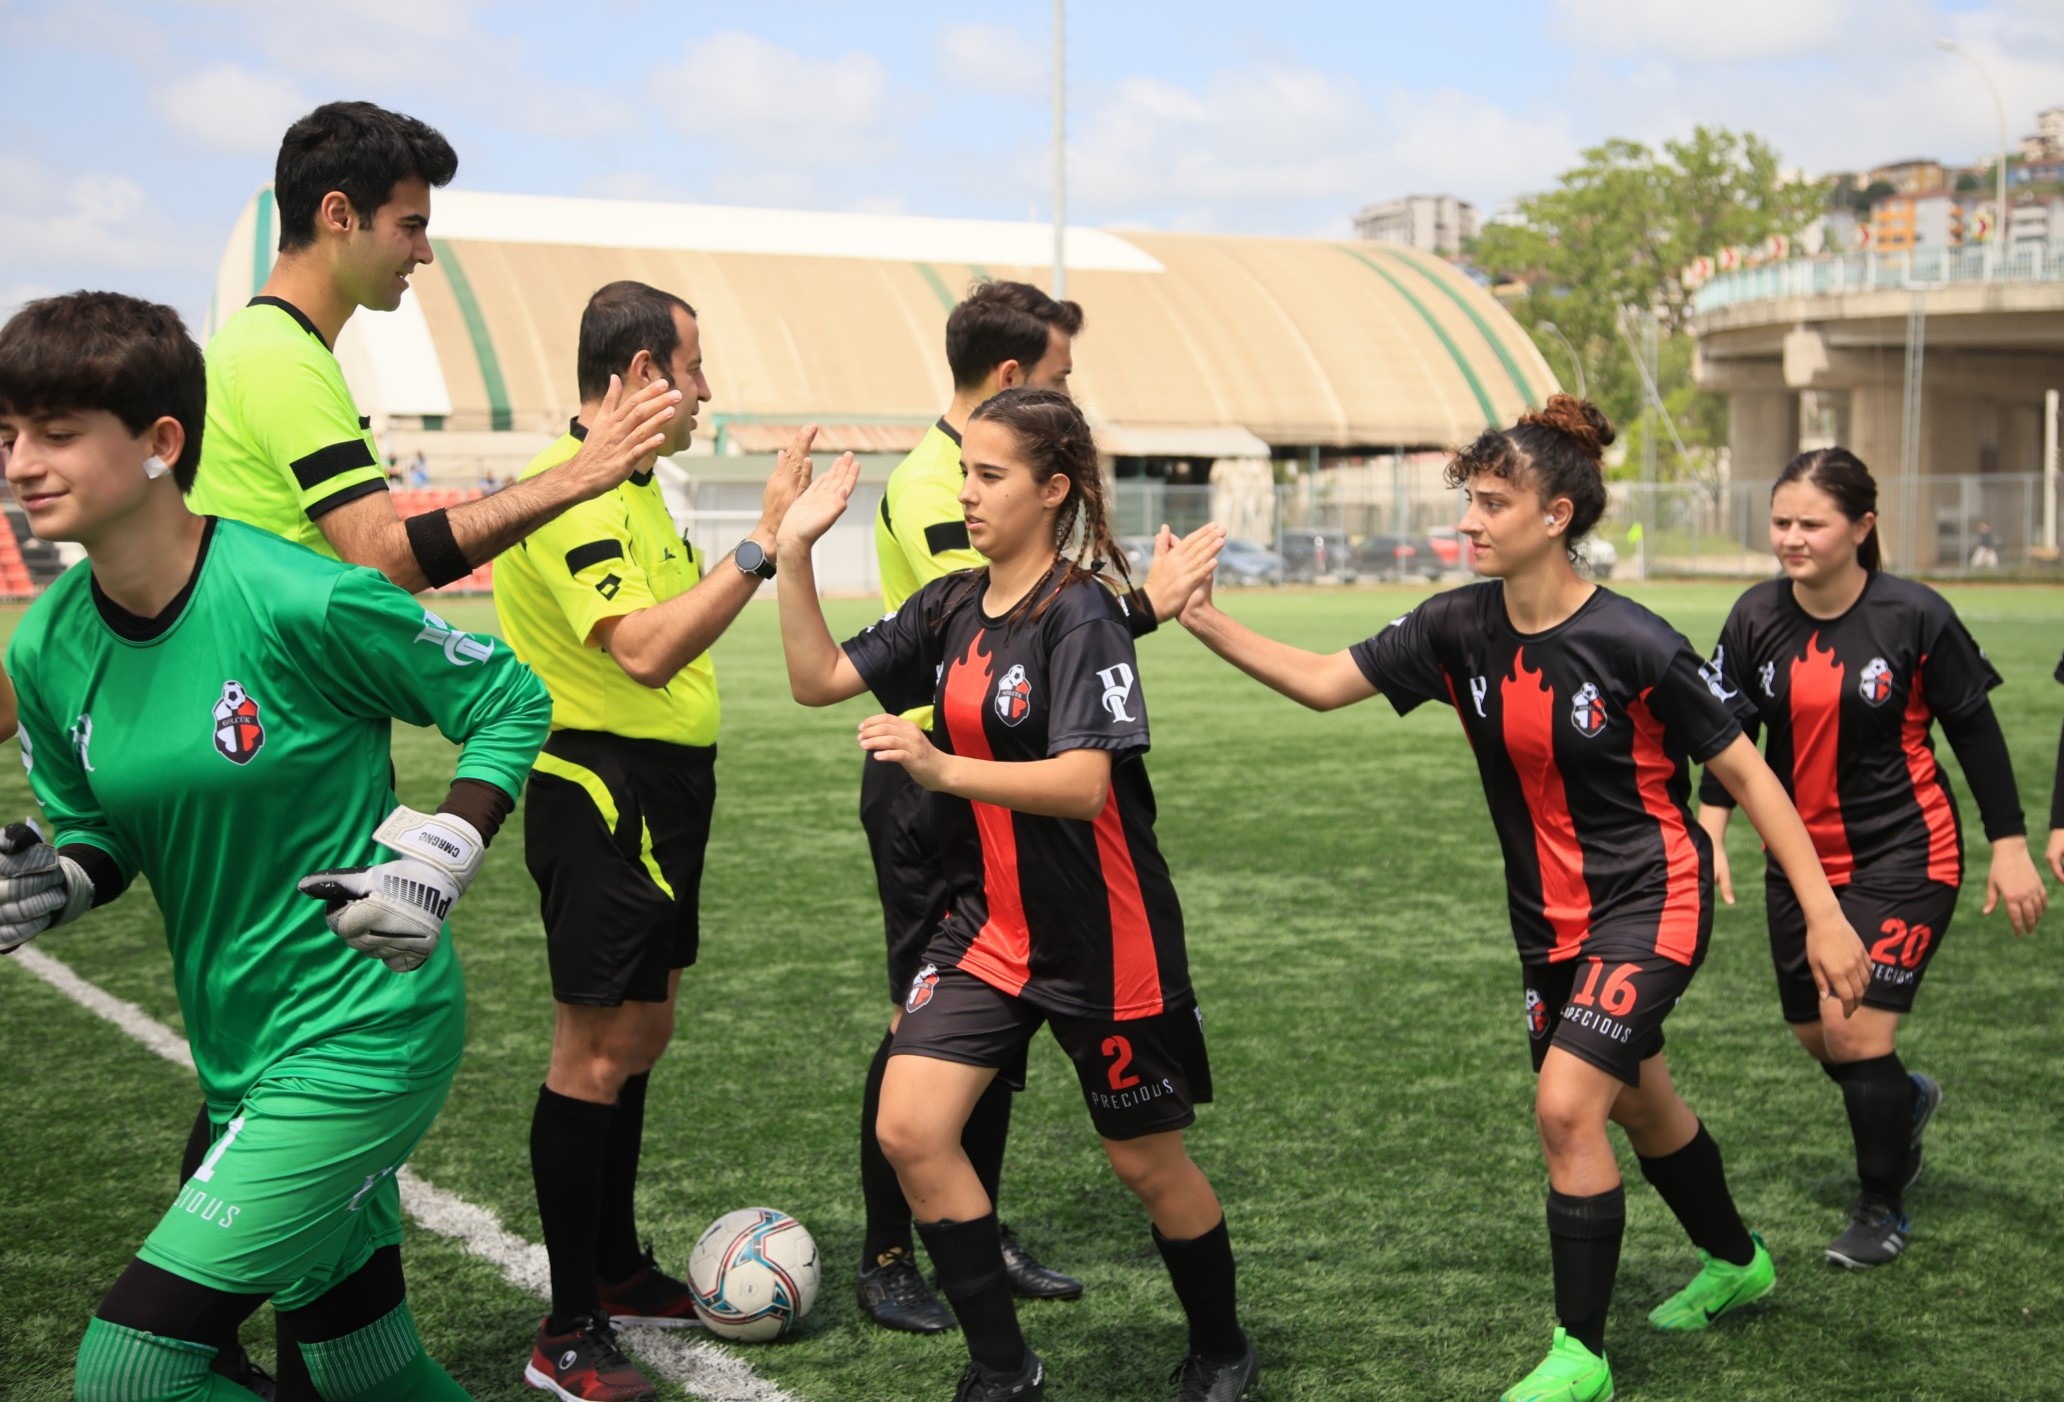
1143;522;1225;622
776;450;863;551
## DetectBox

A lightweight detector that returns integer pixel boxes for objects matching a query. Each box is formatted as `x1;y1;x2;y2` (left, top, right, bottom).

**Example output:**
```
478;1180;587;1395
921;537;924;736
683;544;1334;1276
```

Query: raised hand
562;375;682;497
777;450;861;550
757;425;820;542
1143;521;1225;621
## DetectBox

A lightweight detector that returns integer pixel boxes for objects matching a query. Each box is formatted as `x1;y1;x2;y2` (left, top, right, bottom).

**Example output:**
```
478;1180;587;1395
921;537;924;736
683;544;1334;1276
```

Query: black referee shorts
524;731;715;1007
859;757;950;1004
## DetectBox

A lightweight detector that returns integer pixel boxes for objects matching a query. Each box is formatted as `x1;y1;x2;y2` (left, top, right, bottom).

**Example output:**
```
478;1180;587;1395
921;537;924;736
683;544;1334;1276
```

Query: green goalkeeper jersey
5;518;552;1110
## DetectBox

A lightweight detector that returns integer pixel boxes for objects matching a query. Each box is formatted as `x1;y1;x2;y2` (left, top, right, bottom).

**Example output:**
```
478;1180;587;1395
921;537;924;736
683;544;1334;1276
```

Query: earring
143;455;171;480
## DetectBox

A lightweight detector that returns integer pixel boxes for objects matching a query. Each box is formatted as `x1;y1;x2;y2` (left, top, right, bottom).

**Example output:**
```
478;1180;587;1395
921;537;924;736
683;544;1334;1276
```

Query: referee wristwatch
733;538;776;580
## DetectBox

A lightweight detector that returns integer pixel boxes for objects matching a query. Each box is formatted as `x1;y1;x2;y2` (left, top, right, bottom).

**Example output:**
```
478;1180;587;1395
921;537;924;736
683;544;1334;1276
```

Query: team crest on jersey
906;962;940;1014
1570;681;1608;737
212;680;265;765
1859;657;1894;706
995;664;1032;726
1526;988;1549;1039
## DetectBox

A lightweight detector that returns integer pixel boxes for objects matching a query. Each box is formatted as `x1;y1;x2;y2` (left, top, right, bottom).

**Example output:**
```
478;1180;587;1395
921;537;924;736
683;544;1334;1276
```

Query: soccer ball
686;1207;820;1341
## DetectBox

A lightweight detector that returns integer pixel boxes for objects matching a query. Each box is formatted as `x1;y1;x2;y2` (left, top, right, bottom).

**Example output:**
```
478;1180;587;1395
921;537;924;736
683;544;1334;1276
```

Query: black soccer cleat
858;1246;956;1334
1904;1072;1943;1191
998;1225;1083;1301
1826;1196;1909;1269
952;1347;1045;1401
210;1342;276;1400
1170;1333;1258;1401
598;1244;705;1328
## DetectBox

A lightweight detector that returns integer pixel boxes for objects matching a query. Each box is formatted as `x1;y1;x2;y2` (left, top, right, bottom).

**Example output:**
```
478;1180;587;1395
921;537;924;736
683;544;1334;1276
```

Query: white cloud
648;31;897;168
0;154;201;274
936;23;1044;96
151;63;311;155
1551;0;1881;63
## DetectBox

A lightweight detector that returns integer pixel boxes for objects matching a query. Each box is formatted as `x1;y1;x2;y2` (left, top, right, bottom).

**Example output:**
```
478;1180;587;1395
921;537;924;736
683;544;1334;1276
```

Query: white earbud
1544;515;1557;529
143;455;171;480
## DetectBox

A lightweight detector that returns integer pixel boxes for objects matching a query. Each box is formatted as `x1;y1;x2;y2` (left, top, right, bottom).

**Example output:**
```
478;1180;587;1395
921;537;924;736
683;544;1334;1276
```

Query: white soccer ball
687;1207;820;1341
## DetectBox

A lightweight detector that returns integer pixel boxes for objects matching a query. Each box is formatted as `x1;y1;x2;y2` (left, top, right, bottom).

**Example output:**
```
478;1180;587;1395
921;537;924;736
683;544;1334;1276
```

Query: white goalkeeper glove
297;805;484;972
0;821;96;953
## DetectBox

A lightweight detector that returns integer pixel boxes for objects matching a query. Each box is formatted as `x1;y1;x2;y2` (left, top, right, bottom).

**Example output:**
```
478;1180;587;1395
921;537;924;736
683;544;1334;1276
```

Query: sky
3;0;2061;328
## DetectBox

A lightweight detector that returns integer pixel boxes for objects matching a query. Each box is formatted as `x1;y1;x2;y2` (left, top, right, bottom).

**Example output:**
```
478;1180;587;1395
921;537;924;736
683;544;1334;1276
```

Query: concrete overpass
1692;248;2064;568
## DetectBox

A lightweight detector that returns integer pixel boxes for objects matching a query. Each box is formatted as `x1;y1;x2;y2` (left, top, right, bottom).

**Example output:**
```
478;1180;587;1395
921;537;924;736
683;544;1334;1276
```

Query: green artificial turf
1;582;2059;1400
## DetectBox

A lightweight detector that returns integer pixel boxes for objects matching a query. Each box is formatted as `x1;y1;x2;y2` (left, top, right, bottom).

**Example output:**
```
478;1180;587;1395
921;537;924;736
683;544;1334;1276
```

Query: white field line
8;945;802;1402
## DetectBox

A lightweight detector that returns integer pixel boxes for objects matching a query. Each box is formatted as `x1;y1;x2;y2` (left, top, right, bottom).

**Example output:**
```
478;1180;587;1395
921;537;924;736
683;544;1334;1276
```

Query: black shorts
859;758;949;1004
892;963;1213;1141
1767;872;1958;1022
1524;950;1697;1087
525;731;715;1006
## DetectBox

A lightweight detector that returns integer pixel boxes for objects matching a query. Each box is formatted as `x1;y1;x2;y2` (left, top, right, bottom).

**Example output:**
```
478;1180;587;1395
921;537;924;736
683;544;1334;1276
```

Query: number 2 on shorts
1102;1035;1141;1091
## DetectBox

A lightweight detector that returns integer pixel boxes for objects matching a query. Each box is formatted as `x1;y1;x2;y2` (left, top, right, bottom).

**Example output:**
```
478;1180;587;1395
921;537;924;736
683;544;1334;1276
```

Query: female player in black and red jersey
1697;448;2045;1270
1176;395;1872;1402
773;387;1249;1402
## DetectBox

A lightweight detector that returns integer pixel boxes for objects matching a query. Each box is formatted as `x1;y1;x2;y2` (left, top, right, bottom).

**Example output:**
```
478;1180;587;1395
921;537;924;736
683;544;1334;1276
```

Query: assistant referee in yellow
493;280;811;1402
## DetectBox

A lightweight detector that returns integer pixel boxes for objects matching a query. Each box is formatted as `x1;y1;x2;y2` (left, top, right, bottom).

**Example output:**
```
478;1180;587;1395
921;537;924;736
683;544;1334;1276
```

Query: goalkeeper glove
297;805;484;972
0;821;96;953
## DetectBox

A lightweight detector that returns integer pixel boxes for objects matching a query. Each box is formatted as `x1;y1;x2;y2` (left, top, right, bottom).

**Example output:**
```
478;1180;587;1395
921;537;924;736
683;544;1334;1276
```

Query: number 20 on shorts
1869;917;1933;969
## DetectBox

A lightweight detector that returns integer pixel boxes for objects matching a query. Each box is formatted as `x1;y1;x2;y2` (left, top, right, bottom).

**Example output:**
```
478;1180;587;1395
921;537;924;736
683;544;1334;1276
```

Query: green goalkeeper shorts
137;1061;453;1309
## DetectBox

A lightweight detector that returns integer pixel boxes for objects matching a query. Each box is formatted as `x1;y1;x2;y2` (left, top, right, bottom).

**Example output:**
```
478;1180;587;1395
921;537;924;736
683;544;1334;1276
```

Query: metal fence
1693;245;2064;313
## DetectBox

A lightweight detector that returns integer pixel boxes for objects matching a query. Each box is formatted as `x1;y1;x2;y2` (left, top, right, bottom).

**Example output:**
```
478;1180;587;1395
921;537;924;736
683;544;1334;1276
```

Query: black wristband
438;777;515;846
1122;587;1159;638
58;843;127;909
405;508;472;588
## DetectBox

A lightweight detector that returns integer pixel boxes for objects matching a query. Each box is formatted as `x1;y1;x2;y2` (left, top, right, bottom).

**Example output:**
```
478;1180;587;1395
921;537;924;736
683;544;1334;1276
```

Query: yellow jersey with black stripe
491;421;719;745
192;298;389;558
874;419;985;728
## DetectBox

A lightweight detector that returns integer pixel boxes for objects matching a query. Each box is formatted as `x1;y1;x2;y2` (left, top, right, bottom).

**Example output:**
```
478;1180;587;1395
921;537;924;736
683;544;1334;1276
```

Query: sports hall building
201;190;1556;590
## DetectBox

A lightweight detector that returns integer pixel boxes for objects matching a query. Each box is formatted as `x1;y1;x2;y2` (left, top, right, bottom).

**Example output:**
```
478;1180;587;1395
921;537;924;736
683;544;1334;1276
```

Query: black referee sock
1635;1122;1757;1267
1827;1052;1912;1204
914;1214;1026;1374
594;1071;650;1284
531;1084;616;1331
1153;1216;1244;1360
963;1076;1014;1211
1547;1186;1624;1360
859;1031;916;1266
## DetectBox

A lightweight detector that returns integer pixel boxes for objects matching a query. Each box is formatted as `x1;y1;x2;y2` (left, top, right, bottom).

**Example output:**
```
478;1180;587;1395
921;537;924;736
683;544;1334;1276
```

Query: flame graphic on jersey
940;631;1034;998
1502;649;1590;960
1788;632;1853;884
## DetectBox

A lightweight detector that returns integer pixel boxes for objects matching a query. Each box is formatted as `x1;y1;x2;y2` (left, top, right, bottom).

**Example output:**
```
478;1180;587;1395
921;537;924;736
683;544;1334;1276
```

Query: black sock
1152;1217;1243;1359
532;1083;617;1331
594;1071;650;1283
1828;1053;1912;1204
1636;1122;1756;1266
1547;1186;1624;1359
860;1031;915;1266
915;1214;1025;1374
963;1077;1013;1212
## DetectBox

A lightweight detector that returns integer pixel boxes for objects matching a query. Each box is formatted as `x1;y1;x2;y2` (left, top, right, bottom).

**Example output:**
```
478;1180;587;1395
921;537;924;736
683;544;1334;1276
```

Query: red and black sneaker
524;1315;656;1402
598;1246;705;1328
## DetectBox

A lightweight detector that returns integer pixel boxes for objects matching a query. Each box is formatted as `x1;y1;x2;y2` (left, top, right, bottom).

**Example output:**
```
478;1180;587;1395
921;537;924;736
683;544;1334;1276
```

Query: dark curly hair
1444;393;1615;563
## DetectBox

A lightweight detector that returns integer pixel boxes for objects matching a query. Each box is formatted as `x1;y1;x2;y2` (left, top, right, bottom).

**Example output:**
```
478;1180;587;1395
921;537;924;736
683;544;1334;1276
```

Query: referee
492;280;808;1402
177;100;677;1397
856;279;1214;1334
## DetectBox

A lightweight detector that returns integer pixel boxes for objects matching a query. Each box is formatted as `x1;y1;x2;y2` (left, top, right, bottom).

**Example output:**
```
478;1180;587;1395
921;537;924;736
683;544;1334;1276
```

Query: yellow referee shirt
492;421;719;746
191;298;388;558
874;419;986;728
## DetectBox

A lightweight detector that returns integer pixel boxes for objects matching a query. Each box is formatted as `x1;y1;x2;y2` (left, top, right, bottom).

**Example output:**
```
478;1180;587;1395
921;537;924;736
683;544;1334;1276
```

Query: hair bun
1520;393;1615;461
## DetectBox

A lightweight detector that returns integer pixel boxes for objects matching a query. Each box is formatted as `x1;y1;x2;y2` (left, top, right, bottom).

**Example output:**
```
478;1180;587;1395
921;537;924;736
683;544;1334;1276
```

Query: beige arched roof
210;190;1556;452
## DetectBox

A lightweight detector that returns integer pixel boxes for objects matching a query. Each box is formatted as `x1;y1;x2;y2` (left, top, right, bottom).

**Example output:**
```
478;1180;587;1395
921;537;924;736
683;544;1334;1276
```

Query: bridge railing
1693;245;2064;313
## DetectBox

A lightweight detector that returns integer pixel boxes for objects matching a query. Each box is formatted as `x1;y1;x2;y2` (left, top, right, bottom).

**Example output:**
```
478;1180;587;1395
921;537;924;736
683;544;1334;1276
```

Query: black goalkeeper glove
0;821;95;953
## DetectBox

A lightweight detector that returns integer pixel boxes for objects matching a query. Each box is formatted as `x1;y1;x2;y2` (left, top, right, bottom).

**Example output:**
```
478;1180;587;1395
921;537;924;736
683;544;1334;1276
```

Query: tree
1469;126;1820;477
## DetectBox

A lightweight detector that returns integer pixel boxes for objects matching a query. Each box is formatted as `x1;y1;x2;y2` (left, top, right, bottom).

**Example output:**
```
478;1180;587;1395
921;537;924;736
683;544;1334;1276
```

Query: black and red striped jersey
1697;572;2000;888
843;571;1189;1020
1350;584;1748;966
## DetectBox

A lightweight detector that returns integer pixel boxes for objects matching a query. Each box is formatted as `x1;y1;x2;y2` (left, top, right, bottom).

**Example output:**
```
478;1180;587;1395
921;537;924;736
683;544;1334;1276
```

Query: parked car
1575;535;1617;579
1427;526;1466;569
1355;533;1445;583
1279;528;1356;583
1217;537;1285;586
1113;535;1159;576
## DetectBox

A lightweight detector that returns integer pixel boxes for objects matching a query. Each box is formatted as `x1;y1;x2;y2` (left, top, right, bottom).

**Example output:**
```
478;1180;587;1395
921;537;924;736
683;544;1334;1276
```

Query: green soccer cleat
1499;1329;1614;1402
1646;1232;1775;1331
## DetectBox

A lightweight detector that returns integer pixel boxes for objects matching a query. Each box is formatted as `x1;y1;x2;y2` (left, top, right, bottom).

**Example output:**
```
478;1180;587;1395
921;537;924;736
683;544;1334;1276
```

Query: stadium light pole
1053;0;1066;298
1936;38;2008;274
